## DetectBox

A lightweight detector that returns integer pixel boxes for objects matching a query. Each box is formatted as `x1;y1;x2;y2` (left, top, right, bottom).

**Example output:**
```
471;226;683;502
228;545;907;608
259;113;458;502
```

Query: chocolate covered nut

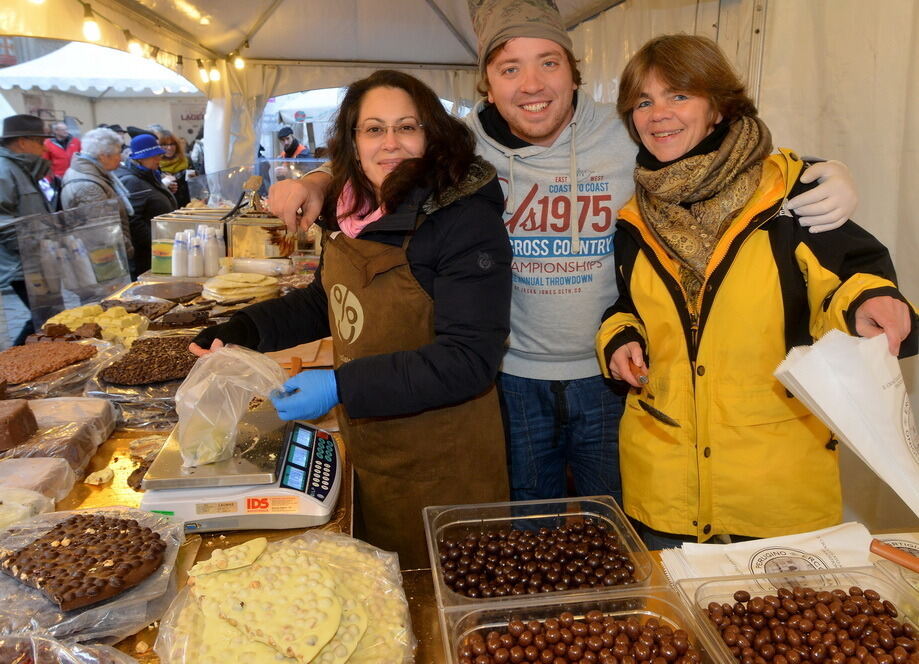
0;513;165;611
707;589;919;664
99;335;197;385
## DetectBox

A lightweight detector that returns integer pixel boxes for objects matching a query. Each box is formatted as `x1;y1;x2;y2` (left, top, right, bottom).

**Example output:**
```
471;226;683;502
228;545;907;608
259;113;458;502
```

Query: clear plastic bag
0;507;184;644
0;457;76;500
0;398;116;475
175;345;286;467
155;531;415;663
0;488;54;529
6;340;122;399
0;635;137;664
15;200;132;330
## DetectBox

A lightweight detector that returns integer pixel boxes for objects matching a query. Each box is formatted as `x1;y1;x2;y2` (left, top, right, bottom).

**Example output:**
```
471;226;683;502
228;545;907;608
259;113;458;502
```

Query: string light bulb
197;59;209;84
209;63;221;81
232;53;245;70
123;30;143;56
81;3;101;42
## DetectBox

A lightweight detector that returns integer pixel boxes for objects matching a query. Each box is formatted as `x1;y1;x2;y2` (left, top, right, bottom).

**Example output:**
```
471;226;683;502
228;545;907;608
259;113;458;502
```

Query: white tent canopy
0;41;201;98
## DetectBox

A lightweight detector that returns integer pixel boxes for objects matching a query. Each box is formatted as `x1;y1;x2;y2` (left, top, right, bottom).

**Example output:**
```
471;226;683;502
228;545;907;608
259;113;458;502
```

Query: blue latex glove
270;370;339;421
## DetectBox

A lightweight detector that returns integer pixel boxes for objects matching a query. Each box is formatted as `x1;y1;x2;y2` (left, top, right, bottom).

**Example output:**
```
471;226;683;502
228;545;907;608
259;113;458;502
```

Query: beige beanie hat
468;0;572;73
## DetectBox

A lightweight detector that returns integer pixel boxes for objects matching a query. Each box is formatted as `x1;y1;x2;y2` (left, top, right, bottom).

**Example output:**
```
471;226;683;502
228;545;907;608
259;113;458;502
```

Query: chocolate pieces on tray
99;336;197;386
129;282;202;304
101;299;176;321
0;513;166;611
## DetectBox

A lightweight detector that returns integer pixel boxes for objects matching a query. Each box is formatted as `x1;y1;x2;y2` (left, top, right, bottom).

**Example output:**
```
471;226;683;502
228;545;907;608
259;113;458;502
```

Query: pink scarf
336;181;385;238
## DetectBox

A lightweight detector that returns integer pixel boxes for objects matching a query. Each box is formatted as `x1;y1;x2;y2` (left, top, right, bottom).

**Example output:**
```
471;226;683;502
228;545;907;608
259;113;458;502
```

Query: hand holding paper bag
853;295;914;356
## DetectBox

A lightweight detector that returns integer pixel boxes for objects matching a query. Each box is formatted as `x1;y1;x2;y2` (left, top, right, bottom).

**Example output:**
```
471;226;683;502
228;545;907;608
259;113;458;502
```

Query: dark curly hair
322;70;477;226
617;34;758;145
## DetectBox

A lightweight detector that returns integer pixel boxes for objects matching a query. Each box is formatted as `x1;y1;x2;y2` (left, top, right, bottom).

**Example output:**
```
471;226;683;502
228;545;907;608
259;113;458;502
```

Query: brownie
42;324;72;338
71;323;103;339
99;336;197;386
0;513;166;611
0;400;37;451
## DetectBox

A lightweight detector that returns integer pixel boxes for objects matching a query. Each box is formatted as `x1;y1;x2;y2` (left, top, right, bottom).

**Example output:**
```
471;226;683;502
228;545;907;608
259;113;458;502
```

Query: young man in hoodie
265;0;858;508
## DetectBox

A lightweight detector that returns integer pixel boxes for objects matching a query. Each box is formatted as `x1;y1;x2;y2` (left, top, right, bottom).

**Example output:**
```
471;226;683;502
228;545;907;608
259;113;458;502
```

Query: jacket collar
0;146;51;181
342;157;497;233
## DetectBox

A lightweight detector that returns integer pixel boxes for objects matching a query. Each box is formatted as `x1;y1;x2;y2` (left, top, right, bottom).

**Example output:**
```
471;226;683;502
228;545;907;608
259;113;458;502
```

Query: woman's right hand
267;171;331;233
188;338;224;357
609;341;646;388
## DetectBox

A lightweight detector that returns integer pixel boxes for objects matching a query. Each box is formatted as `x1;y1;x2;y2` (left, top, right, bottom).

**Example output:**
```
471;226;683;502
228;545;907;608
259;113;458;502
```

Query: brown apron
321;221;509;568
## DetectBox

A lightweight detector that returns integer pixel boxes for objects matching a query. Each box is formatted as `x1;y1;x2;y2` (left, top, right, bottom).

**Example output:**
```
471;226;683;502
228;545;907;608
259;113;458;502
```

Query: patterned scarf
634;116;773;311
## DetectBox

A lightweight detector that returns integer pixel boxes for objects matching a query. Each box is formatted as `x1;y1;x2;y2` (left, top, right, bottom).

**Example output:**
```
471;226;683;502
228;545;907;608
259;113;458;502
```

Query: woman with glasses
191;70;511;567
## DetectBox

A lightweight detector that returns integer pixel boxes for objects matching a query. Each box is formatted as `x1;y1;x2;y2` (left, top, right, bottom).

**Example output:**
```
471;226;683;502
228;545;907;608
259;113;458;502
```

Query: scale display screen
291;425;315;448
287;444;309;467
281;465;307;491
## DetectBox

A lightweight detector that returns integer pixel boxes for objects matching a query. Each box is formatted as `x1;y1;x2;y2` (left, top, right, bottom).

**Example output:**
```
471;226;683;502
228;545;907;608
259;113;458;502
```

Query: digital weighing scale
140;405;341;533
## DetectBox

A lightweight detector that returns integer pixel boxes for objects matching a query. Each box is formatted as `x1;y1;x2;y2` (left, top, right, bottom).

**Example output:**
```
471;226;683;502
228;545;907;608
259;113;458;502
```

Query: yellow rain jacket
596;150;918;541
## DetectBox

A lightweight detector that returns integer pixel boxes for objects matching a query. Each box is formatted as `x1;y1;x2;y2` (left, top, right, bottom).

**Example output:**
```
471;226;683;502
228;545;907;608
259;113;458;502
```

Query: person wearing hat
115;133;177;277
0;114;53;344
277;126;309;159
264;0;861;512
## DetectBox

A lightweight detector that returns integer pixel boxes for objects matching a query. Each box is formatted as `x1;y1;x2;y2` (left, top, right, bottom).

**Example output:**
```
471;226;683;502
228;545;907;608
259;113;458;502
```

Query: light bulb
233;55;245;70
82;4;101;42
27;0;45;4
209;66;221;82
197;59;209;84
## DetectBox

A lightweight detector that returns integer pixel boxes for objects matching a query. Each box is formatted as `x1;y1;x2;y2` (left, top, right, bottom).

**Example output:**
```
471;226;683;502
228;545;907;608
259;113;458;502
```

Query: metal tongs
220;175;271;220
628;359;680;427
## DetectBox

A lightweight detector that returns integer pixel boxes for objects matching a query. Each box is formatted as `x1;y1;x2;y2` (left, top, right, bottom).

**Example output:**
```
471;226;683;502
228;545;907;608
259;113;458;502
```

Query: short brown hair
616;34;757;144
477;41;582;97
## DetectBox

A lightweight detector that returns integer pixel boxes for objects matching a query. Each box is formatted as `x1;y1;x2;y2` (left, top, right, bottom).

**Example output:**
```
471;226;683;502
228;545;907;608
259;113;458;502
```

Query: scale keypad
278;425;337;503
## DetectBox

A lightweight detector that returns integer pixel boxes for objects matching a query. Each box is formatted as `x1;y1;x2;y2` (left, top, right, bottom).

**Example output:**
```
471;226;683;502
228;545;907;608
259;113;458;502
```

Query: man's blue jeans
497;372;625;506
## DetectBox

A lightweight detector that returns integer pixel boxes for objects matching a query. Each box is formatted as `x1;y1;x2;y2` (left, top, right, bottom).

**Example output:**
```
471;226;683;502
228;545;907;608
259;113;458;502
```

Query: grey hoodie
467;92;637;380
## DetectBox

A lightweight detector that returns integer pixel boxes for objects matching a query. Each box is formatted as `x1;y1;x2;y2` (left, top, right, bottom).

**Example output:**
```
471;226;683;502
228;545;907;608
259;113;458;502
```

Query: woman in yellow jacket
595;35;917;549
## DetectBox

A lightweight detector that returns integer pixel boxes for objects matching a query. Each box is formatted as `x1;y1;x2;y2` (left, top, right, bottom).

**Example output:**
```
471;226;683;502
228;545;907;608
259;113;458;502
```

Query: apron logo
330;283;364;344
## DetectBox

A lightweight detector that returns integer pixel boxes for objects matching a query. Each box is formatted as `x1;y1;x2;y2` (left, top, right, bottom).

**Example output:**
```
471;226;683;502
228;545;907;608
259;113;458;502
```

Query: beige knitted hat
468;0;572;72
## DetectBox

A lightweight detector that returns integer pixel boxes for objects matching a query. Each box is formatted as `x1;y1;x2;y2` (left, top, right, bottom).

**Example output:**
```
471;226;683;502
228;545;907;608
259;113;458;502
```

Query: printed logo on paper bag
329;283;364;344
748;547;837;592
902;393;919;466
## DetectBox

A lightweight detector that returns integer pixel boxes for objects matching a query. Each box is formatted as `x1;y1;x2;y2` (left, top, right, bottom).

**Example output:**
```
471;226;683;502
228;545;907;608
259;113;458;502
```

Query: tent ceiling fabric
0;42;201;97
115;0;612;65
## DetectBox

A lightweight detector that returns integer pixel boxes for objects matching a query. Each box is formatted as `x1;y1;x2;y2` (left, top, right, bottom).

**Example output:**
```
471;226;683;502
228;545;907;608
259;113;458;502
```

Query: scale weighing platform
140;406;341;533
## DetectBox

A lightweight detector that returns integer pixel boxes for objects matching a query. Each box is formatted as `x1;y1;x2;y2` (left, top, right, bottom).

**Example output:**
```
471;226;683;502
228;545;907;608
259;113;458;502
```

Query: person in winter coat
266;0;861;514
42;122;81;178
278;126;309;159
596;34;918;549
0;115;53;345
156;130;190;208
190;70;512;567
115;134;177;277
61;127;134;260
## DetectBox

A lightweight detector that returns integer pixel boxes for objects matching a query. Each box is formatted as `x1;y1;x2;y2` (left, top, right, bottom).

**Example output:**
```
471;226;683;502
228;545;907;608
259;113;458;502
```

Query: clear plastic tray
423;496;653;609
874;559;919;595
675;566;919;664
442;585;720;664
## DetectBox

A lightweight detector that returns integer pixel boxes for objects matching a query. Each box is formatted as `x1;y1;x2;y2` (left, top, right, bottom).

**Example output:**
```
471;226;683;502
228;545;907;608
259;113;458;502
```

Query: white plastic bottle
66;236;98;287
187;237;204;278
39;239;62;293
172;232;188;277
203;228;221;277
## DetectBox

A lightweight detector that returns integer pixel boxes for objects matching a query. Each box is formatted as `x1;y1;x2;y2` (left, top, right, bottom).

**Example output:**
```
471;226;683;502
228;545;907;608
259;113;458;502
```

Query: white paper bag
774;330;919;517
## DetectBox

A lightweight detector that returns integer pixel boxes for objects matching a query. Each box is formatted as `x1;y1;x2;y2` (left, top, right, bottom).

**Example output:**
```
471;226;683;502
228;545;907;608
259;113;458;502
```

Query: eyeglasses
353;121;424;140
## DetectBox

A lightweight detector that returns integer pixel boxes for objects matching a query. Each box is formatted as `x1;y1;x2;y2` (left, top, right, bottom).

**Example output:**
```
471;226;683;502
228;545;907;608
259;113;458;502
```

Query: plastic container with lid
675;566;919;664
443;585;723;664
423;496;653;610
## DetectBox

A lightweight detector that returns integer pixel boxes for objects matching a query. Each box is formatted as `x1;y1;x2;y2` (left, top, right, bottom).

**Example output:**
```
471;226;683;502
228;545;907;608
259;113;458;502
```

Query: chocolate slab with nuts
99;336;197;386
0;513;166;612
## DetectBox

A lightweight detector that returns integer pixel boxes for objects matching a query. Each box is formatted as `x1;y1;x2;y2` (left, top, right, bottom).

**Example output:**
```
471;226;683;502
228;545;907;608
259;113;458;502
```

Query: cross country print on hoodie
469;92;637;382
